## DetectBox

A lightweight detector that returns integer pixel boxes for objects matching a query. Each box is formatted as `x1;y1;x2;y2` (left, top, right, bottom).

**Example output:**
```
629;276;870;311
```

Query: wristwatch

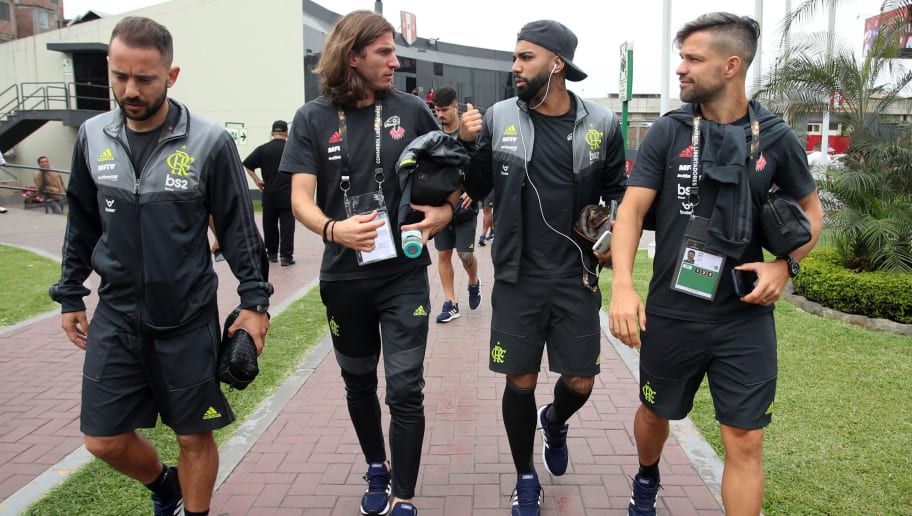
781;256;800;278
243;304;269;314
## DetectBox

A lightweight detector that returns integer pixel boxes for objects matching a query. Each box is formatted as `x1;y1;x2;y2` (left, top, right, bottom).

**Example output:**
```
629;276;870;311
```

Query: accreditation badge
671;216;725;301
344;190;397;265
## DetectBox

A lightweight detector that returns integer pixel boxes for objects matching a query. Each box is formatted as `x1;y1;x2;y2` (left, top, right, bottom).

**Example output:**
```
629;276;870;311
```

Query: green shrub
793;249;912;324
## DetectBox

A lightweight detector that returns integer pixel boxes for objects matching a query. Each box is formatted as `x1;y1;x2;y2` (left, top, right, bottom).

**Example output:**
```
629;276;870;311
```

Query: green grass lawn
24;287;327;515
0;245;60;326
600;251;912;515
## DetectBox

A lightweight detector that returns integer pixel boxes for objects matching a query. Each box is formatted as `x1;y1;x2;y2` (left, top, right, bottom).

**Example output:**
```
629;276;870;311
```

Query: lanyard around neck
688;105;760;208
338;101;385;198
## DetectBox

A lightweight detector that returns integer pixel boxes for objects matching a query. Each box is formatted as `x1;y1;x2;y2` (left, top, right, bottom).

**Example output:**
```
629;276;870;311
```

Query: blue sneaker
468;280;482;310
151;467;183;516
478;234;486;246
436;300;460;323
389;501;418;515
537;404;569;476
486;230;494;241
360;462;391;515
511;471;542;516
628;473;661;516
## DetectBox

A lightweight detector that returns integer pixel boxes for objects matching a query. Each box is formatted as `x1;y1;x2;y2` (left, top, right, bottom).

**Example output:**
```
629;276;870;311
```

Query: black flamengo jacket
50;100;271;334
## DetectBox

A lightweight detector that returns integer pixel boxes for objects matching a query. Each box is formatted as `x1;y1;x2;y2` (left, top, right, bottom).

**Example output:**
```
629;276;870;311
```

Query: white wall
1;0;305;185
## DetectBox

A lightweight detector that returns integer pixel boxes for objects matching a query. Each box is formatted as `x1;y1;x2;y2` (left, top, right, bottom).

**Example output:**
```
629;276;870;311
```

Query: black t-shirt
244;138;289;208
280;91;440;280
520;102;580;278
125;99;181;176
628;108;816;322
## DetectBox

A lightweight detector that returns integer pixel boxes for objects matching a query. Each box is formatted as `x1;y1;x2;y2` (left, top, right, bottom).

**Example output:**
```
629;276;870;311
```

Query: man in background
432;86;481;322
35;156;66;214
244;120;295;266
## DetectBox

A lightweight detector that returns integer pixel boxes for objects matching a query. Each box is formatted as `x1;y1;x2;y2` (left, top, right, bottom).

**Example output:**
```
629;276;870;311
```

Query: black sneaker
628;473;661;516
477;234;486;246
510;471;542;516
213;249;225;262
151;467;183;516
267;253;278;263
360;462;391;515
281;256;296;266
537;404;569;476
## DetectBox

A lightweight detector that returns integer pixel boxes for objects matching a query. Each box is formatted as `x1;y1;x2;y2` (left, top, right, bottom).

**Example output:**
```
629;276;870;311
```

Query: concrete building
0;0;512;199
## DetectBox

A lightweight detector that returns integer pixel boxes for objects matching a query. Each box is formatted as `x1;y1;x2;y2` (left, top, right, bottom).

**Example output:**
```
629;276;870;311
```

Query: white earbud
552;63;558;72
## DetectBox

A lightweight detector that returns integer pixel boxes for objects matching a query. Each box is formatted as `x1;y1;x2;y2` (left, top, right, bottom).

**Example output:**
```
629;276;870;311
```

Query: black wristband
330;221;336;243
322;219;333;244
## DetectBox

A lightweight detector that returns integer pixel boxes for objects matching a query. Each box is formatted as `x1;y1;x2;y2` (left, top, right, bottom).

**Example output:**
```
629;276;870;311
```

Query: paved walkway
0;207;724;515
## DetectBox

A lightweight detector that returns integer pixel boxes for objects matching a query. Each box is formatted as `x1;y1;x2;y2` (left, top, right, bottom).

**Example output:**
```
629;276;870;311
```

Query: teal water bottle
401;229;423;258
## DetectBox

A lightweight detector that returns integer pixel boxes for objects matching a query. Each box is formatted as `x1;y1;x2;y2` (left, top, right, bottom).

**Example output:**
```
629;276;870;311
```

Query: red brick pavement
0;208;723;514
0;207;324;507
209;225;724;515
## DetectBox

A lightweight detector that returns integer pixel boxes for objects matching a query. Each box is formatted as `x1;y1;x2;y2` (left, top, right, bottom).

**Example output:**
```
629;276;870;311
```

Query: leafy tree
757;2;912;271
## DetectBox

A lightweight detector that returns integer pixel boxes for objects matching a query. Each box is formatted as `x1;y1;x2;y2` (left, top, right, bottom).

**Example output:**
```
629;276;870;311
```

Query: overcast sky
64;0;887;98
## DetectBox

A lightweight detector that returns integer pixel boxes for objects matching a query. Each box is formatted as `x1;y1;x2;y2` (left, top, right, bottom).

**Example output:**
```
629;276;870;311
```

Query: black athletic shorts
638;311;777;430
489;274;601;377
433;213;477;253
80;309;235;436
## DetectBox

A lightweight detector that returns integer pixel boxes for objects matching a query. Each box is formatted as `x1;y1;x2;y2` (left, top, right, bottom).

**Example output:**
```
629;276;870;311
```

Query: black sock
547;376;592;426
639;459;661;483
185;510;209;516
144;463;180;501
502;381;537;474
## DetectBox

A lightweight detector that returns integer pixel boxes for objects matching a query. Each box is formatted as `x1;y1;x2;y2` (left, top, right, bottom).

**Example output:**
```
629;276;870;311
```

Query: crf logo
166;149;194;176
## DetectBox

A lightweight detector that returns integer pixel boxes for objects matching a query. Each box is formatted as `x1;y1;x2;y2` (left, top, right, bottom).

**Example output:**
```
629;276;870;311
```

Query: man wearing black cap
460;19;627;516
244;120;295;265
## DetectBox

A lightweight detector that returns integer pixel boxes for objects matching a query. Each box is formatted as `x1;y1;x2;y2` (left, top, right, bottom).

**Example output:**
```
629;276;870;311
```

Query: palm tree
757;3;912;272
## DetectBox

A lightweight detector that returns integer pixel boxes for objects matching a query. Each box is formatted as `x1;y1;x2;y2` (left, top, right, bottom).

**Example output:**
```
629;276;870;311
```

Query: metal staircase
0;81;112;152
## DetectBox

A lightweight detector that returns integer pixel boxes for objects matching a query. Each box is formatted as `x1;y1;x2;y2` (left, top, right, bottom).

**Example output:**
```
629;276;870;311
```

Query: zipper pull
134;177;140;194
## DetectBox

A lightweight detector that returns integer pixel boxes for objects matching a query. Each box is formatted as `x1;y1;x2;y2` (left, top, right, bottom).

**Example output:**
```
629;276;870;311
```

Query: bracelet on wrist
322;219;333;244
330;220;337;243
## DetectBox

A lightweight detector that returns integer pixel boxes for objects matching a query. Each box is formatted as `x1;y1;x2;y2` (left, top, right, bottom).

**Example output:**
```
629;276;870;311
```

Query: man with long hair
609;13;823;516
51;16;271;516
280;10;455;516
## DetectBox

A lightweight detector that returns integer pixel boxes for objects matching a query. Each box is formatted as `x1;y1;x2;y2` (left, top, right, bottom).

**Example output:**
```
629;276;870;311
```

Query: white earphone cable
517;113;597;281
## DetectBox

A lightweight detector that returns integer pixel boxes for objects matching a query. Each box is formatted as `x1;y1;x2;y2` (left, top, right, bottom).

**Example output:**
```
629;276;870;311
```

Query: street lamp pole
821;5;836;159
660;0;671;116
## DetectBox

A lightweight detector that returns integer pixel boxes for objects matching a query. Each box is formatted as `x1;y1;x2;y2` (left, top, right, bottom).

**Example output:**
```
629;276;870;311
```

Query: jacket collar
103;98;190;141
514;91;588;123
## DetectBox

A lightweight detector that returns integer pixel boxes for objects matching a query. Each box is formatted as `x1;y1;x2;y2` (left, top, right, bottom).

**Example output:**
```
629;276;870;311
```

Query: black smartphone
731;269;758;297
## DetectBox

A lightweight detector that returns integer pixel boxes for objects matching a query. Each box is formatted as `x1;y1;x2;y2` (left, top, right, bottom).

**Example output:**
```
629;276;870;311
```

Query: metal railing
0;81;113;122
0;162;71;214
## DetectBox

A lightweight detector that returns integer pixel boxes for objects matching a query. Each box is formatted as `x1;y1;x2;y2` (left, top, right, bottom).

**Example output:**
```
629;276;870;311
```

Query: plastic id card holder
344;191;397;265
671;216;725;301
